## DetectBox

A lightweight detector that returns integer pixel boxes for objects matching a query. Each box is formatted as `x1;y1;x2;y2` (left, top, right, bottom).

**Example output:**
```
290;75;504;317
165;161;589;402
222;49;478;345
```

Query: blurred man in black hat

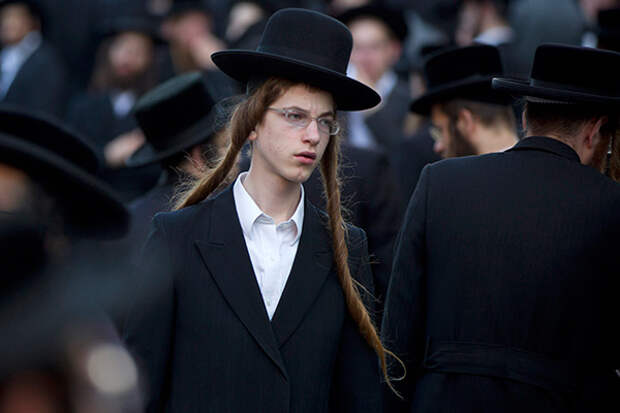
383;43;620;412
409;44;517;161
339;4;410;151
0;0;69;117
0;106;144;412
123;72;239;259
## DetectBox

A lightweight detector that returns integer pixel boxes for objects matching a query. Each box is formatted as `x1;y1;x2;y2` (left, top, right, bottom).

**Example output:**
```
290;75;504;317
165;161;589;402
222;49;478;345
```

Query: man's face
430;104;477;158
0;162;32;212
0;4;37;46
349;18;400;85
109;31;154;86
165;10;211;47
455;0;482;46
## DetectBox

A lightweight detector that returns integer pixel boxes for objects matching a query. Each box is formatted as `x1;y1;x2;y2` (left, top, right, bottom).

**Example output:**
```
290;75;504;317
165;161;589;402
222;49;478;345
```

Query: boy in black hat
383;44;620;412
123;8;395;412
410;44;517;159
0;0;69;117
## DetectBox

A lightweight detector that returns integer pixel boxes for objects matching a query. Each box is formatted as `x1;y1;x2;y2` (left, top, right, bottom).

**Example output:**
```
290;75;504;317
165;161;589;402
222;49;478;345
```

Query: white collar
233;172;304;245
474;26;514;46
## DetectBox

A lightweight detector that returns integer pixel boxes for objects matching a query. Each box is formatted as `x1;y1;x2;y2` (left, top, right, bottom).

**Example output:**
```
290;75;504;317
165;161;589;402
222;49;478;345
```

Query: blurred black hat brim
212;50;380;111
492;77;620;106
98;17;166;45
126;112;217;167
0;133;129;239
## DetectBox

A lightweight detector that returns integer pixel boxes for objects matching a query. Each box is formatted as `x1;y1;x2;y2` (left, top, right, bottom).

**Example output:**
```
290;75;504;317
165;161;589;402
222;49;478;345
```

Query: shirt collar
233;172;305;244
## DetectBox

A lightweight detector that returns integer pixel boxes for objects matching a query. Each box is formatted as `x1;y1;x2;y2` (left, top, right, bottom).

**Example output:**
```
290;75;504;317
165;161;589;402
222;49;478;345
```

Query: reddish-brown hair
174;77;402;393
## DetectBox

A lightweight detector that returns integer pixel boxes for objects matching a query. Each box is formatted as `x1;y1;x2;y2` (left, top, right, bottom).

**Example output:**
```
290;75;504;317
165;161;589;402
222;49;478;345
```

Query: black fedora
167;0;209;18
98;14;165;45
410;44;511;115
126;72;220;167
492;44;620;106
337;4;408;42
0;106;129;239
211;8;380;111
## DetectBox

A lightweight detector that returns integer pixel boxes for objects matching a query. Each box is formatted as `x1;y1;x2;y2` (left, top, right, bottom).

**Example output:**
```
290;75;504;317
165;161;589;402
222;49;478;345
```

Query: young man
383;44;620;413
410;44;517;160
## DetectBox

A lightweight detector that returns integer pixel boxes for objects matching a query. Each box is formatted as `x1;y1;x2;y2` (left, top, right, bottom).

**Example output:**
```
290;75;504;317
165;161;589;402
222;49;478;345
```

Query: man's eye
318;118;333;127
286;111;306;121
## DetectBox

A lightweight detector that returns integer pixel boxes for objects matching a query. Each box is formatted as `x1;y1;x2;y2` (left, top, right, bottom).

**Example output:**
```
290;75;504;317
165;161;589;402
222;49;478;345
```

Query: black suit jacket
303;144;403;304
365;79;410;151
3;40;69;117
65;93;161;202
382;137;620;412
123;185;382;412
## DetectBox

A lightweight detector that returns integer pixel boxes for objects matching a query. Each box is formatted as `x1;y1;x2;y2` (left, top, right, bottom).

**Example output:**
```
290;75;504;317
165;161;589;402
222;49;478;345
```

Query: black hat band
530;78;619;98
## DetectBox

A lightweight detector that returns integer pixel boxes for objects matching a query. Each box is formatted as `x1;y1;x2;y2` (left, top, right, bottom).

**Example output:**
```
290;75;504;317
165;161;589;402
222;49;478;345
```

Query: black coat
303;144;403;304
123;185;382;412
382;137;620;413
65;93;161;202
2;40;69;117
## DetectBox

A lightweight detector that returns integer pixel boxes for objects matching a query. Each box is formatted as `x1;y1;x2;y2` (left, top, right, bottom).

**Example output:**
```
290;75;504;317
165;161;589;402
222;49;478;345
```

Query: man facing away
382;44;620;413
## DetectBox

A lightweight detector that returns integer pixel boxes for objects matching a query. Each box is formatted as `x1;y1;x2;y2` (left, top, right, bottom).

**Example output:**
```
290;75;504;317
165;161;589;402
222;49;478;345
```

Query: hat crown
424;45;503;90
134;72;215;150
256;8;353;75
529;44;620;97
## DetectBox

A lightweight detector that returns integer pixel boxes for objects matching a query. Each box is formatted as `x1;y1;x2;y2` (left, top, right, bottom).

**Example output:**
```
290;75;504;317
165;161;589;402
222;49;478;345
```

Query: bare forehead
274;84;335;114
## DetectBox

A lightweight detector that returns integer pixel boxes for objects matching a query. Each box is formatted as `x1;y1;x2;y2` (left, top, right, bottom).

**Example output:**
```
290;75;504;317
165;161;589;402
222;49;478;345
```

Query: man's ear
248;130;257;141
456;108;476;140
584;116;607;149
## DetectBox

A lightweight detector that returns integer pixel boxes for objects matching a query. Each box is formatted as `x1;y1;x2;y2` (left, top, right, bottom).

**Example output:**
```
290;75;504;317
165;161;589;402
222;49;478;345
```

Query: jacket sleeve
381;164;431;413
122;214;175;412
330;227;383;412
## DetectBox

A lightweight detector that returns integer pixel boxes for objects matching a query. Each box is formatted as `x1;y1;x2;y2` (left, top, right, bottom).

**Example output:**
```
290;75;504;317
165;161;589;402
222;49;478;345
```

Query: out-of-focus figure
66;15;163;202
0;106;142;412
0;0;68;117
339;4;409;151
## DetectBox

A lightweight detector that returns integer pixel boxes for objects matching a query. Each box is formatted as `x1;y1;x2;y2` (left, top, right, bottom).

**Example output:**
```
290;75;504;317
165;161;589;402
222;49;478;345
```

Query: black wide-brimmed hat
0;106;129;239
127;72;220;167
492;44;620;106
337;4;408;42
410;44;511;115
211;8;380;111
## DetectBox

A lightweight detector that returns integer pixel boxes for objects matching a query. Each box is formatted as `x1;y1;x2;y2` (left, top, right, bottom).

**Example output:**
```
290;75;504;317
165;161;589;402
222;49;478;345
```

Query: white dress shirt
233;172;304;320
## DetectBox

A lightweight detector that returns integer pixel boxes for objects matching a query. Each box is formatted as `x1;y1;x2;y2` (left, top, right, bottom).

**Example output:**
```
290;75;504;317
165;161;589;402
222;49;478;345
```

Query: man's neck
475;125;518;154
242;167;301;225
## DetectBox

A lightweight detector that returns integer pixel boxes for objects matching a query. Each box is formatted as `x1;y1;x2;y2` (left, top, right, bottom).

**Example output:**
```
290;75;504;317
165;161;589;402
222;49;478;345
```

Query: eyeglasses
267;107;340;136
429;125;444;142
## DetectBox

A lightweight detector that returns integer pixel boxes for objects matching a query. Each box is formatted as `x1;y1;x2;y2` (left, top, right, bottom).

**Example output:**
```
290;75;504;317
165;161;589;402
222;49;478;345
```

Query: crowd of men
1;0;620;411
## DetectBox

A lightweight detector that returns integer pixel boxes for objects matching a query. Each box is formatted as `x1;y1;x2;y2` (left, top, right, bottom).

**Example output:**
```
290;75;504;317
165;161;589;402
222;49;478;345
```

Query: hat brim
126;110;218;167
410;76;509;115
0;134;129;239
492;77;620;105
212;50;380;111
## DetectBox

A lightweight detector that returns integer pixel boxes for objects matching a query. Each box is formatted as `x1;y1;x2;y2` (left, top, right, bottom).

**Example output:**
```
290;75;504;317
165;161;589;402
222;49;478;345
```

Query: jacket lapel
271;201;333;348
194;187;288;380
